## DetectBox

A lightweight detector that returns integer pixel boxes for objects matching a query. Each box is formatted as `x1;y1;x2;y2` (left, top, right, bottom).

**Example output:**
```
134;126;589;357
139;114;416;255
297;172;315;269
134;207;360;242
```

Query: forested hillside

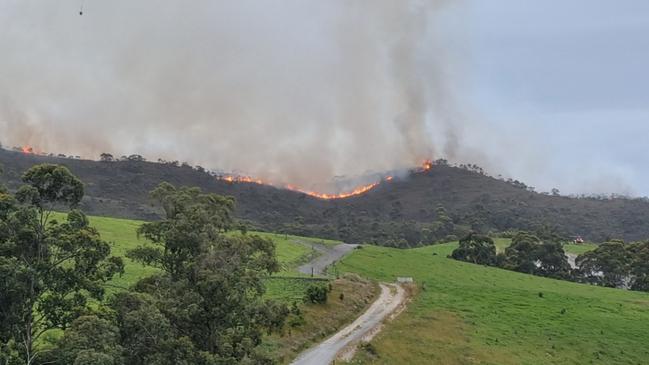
2;148;648;245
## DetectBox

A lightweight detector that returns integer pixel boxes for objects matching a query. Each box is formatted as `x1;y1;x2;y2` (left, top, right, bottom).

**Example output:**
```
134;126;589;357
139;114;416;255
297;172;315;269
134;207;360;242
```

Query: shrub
451;233;497;265
360;342;379;357
305;284;328;304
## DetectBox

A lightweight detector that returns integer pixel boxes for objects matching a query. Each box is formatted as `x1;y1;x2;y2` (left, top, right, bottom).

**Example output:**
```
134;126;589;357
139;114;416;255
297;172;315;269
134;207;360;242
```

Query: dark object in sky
79;11;83;16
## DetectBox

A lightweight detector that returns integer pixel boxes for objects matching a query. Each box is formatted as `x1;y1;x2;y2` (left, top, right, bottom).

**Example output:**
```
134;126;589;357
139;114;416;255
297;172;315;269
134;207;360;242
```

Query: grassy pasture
49;212;333;296
337;244;649;365
564;243;599;255
49;213;375;363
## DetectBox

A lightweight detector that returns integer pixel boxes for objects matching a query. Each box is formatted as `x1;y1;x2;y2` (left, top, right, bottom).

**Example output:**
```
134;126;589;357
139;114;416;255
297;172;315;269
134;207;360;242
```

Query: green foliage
629;241;649;291
534;241;572;279
576;241;631;288
304;284;328;304
501;232;572;279
0;165;123;364
17;164;84;209
109;291;185;365
455;232;572;280
49;315;123;365
123;183;287;363
130;183;235;279
576;240;649;291
502;232;541;274
451;233;497;265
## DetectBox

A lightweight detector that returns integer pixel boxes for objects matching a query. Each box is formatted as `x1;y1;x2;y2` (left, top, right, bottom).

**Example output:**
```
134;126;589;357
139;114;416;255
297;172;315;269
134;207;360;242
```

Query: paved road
291;283;405;365
297;242;358;276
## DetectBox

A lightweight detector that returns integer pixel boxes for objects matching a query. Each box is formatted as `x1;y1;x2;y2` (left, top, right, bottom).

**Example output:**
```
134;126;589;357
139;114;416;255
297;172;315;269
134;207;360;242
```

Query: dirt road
566;253;578;269
290;283;406;365
297;242;358;276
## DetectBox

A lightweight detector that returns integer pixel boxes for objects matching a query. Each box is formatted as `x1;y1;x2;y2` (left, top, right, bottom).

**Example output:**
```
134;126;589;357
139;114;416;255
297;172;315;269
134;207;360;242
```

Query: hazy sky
441;1;649;195
1;1;648;195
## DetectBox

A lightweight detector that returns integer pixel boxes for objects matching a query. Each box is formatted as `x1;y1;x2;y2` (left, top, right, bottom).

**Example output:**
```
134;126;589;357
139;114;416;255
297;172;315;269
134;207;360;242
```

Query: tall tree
127;183;286;363
503;232;571;278
576;240;631;288
0;164;123;364
503;232;542;274
534;241;572;279
451;233;497;265
129;182;235;279
99;153;115;162
628;241;649;291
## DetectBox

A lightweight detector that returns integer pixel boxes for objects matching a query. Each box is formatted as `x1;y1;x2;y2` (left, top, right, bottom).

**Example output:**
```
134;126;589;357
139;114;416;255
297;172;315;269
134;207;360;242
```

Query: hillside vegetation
47;211;354;316
48;213;336;297
3;149;649;245
336;244;649;365
51;213;378;363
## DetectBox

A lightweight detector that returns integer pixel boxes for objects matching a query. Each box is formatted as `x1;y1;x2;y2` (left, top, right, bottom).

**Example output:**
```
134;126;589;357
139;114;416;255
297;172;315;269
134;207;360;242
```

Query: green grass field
51;212;637;364
50;212;337;299
336;244;649;365
50;212;158;293
563;243;599;255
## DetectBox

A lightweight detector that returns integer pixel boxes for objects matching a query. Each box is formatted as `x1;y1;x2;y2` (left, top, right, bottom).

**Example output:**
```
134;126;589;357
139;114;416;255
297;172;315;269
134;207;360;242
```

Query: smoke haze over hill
0;0;470;191
2;1;649;195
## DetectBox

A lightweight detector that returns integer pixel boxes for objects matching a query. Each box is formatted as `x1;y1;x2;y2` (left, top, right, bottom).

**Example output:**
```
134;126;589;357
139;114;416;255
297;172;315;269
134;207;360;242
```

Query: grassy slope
50;212;330;296
564;243;599;255
337;244;649;365
53;212;378;363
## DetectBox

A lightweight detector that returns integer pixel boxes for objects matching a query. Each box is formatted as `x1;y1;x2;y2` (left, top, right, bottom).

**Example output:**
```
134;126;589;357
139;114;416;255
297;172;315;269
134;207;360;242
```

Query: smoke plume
0;0;463;191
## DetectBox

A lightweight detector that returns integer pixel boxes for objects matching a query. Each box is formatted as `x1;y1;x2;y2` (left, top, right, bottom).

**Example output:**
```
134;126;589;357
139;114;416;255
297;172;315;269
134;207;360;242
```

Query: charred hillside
1;148;648;245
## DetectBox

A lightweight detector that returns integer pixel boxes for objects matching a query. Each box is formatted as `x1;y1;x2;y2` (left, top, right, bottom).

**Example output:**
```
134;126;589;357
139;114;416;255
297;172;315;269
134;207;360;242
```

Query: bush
360;342;379;357
451;233;497;265
305;284;328;304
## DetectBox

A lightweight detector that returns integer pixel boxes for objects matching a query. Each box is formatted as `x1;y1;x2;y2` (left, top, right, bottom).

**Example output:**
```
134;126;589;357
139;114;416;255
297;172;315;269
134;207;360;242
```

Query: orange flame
21;146;35;154
421;159;433;171
216;159;441;200
219;174;393;200
222;175;265;185
286;182;380;200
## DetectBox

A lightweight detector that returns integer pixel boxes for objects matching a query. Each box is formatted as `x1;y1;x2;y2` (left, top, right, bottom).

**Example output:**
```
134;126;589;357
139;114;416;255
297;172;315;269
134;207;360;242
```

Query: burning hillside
219;174;388;200
217;160;434;200
20;145;39;155
5;143;433;200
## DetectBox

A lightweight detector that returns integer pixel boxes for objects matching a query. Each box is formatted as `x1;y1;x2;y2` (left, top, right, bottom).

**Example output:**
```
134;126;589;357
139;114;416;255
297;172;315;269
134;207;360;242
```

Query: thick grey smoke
0;0;463;191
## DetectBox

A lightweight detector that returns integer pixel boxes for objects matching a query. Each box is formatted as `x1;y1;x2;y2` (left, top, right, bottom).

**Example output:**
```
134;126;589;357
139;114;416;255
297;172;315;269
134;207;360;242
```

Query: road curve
291;283;406;365
297;243;358;276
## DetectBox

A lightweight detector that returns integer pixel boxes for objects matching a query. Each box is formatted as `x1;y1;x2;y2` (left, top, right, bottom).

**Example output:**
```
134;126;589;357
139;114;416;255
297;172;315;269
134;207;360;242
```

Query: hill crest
2;148;648;245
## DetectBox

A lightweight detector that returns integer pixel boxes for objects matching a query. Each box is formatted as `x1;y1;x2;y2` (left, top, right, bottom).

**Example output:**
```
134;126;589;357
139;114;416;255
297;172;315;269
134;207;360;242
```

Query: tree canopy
123;182;286;364
451;233;497;265
0;164;123;365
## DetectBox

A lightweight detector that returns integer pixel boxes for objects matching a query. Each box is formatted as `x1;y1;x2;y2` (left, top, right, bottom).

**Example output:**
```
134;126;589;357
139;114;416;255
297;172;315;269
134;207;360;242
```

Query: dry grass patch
347;310;515;365
264;274;379;364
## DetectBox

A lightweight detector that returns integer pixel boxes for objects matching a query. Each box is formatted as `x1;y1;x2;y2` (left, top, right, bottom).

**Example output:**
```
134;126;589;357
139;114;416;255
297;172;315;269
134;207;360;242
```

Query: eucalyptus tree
0;164;123;364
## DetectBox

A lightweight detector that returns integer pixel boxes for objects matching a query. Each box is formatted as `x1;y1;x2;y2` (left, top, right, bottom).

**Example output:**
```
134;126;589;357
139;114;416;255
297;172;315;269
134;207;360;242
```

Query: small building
397;277;414;283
